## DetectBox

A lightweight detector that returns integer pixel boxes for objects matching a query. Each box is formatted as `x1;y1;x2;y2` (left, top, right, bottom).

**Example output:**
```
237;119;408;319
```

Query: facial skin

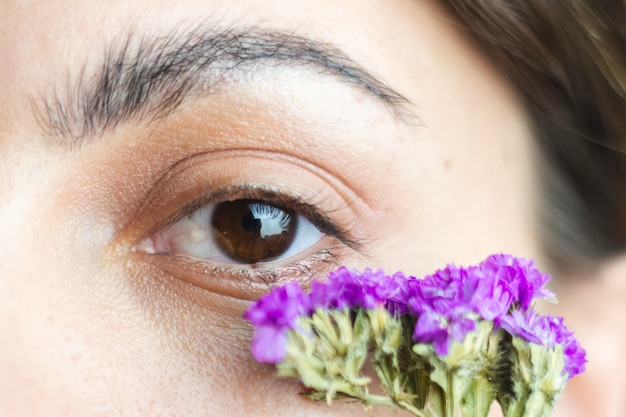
0;0;623;416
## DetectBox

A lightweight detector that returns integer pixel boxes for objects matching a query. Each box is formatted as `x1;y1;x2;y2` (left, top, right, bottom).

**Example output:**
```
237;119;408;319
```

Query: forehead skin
0;1;563;417
0;0;523;144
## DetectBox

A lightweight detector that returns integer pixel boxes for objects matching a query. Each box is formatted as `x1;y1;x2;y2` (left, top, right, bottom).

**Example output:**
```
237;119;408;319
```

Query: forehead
0;0;528;175
0;0;412;92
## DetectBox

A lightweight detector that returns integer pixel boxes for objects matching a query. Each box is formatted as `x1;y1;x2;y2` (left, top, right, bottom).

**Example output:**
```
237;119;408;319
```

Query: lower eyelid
132;238;346;301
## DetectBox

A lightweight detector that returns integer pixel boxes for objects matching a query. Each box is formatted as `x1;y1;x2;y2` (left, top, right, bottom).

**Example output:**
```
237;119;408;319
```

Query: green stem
446;371;455;417
470;381;481;417
396;399;431;417
349;391;430;417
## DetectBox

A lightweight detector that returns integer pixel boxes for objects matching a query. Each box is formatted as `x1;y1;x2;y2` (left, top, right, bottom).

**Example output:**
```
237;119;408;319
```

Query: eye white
135;203;324;264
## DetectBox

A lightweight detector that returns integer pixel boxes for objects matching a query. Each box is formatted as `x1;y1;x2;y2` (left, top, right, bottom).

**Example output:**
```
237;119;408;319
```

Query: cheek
0;173;197;413
0;178;346;416
346;127;540;278
366;0;541;272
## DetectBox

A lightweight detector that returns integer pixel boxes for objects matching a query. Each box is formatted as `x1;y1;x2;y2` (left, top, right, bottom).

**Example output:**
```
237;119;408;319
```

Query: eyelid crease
160;184;362;252
132;148;377;228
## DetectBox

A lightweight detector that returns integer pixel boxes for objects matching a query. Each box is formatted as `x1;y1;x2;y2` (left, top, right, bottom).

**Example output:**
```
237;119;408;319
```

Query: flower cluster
407;254;556;357
244;267;412;363
244;254;586;417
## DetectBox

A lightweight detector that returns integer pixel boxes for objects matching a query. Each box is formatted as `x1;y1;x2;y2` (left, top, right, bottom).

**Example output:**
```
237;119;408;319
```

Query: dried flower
479;254;555;310
407;265;481;355
498;310;586;379
243;282;311;363
244;254;586;417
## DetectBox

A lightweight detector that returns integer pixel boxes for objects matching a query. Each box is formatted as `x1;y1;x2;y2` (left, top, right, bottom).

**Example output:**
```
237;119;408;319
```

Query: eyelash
161;185;357;249
163;242;344;289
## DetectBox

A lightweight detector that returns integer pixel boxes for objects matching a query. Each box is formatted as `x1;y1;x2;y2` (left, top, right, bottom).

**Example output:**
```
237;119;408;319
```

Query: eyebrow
37;24;413;144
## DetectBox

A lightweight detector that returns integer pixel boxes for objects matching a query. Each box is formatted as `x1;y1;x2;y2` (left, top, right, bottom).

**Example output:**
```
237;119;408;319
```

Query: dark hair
442;0;626;271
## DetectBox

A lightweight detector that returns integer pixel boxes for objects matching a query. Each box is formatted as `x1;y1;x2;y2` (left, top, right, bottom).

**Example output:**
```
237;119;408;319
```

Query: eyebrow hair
37;24;413;144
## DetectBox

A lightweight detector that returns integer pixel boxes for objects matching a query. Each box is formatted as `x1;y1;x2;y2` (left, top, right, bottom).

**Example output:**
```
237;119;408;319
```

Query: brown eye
136;196;324;265
211;200;298;263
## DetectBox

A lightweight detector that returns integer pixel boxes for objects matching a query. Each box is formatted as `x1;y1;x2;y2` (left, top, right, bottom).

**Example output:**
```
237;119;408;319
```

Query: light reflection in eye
136;199;324;264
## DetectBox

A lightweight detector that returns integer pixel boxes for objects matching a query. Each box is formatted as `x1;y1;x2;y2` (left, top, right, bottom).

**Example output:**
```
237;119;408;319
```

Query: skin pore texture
0;0;624;416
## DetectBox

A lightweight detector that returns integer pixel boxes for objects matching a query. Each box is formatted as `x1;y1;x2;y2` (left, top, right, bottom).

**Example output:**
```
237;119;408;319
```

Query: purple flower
378;271;412;315
243;254;585;377
310;267;398;310
543;315;587;379
412;305;477;355
249;326;289;364
407;263;513;321
465;267;515;320
407;265;478;355
498;310;587;379
561;330;587;378
497;309;544;345
244;282;311;363
479;254;554;310
405;256;556;356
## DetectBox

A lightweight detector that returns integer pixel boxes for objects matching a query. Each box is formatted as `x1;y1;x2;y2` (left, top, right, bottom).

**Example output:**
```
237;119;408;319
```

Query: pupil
242;213;262;232
211;199;298;263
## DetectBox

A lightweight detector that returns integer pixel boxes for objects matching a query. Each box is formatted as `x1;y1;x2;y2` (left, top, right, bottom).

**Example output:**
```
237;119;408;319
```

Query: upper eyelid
120;149;375;258
135;149;377;222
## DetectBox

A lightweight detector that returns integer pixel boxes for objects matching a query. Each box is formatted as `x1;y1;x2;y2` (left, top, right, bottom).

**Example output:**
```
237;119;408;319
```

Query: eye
125;152;365;296
135;199;324;265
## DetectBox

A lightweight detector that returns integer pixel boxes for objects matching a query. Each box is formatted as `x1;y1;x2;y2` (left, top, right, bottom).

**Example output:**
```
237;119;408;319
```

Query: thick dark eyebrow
37;24;413;144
